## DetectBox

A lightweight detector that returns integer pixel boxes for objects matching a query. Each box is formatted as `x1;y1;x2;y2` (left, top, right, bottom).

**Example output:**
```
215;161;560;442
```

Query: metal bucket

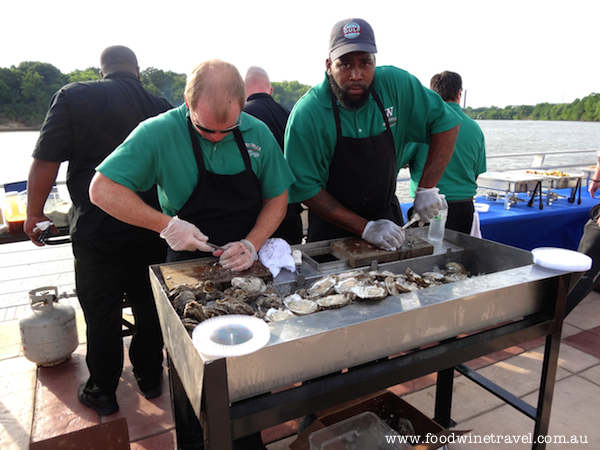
19;286;78;367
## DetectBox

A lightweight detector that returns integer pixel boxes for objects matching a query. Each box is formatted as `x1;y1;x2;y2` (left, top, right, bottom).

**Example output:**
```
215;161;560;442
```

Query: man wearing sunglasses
90;59;294;273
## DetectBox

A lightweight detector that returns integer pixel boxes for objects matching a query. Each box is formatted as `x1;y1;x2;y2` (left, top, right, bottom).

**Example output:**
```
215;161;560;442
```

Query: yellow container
3;191;26;235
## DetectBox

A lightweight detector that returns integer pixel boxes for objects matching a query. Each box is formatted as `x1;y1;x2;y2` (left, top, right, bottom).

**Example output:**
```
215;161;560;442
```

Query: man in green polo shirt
90;59;295;272
404;71;486;234
285;18;461;250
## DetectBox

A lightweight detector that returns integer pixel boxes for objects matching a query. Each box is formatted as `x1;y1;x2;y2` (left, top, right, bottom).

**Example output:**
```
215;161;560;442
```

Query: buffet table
403;188;597;251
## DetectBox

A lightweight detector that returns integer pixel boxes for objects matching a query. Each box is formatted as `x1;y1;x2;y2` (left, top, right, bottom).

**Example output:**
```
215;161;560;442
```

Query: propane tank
19;286;78;367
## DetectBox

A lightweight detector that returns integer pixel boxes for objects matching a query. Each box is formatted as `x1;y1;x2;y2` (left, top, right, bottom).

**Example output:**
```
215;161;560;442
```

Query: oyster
265;307;295;322
202;304;230;319
216;298;255;315
307;275;338;297
316;294;350;309
183;300;207;322
350;285;388;300
445;262;468;275
442;273;468;283
172;290;197;316
284;294;318;315
255;295;284;310
334;277;362;295
231;276;266;294
336;269;365;281
181;318;200;335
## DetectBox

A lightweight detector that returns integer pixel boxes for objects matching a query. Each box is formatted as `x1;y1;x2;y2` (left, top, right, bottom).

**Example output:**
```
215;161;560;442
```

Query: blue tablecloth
401;188;598;251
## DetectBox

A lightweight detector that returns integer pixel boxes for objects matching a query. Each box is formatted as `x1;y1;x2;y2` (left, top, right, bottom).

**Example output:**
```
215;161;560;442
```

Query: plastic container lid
192;315;271;360
474;203;490;213
531;247;592;272
308;411;414;449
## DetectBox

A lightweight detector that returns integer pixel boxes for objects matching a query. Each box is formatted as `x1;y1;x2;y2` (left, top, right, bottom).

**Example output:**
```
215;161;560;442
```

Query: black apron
166;119;263;262
308;89;403;242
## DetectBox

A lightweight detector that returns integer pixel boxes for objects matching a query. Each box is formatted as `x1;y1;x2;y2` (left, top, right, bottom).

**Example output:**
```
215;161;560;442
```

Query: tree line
0;62;310;128
464;93;600;121
0;61;597;127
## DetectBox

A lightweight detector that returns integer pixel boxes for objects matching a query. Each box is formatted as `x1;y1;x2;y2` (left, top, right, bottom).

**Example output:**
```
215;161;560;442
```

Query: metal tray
511;170;583;189
476;171;544;193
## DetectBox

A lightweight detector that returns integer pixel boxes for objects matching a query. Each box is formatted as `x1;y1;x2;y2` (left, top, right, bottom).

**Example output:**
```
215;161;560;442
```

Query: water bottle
428;197;448;242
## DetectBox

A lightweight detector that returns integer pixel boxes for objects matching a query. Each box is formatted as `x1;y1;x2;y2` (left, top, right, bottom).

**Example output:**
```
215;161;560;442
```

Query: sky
2;0;597;109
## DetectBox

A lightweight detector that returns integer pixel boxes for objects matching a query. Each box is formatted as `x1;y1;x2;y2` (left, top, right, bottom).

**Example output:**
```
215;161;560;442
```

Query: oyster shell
350;285;388;300
336;269;365;281
334;277;362;295
265;307;295;322
445;262;467;275
183;300;207;322
216;298;256;315
307;275;338;297
231;276;266;294
255;295;284;311
442;273;468;283
316;294;350;309
172;290;197;316
284;294;318;315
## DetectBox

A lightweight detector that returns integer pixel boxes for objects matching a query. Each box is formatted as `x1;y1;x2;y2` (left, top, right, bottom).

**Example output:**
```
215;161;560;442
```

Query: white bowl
474;203;490;213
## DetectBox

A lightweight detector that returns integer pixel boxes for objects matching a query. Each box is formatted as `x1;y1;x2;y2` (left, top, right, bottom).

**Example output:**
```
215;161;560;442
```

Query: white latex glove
361;219;405;251
159;216;212;252
218;239;258;272
414;187;444;223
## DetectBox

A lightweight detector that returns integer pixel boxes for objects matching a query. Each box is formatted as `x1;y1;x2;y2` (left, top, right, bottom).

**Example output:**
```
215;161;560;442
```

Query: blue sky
3;0;597;108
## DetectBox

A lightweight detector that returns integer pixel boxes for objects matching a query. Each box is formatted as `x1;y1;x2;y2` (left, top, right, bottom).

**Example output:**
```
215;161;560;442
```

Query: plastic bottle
428;198;448;242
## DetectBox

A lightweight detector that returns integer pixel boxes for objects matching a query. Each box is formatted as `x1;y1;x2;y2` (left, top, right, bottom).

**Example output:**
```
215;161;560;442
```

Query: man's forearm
418;124;460;188
246;191;288;250
303;189;368;236
89;172;171;233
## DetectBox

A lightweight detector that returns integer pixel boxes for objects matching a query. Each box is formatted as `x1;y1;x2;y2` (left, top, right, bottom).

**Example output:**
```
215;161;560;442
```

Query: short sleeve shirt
97;104;295;217
404;102;486;201
284;66;461;203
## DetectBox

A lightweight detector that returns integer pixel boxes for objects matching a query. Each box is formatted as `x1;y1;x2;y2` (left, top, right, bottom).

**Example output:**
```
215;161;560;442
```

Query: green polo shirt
284;66;461;204
404;102;486;201
97;103;295;217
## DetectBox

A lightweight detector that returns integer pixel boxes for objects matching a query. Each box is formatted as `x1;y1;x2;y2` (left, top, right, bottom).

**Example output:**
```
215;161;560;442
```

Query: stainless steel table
150;228;582;450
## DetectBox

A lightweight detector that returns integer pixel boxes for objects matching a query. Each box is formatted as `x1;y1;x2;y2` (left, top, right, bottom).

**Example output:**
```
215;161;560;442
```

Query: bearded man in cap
284;18;461;250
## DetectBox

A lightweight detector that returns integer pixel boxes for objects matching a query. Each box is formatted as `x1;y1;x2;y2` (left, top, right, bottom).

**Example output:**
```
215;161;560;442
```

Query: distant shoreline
0;122;40;132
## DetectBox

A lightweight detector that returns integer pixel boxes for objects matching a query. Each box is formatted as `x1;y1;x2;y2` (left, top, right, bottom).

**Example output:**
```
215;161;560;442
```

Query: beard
327;73;372;111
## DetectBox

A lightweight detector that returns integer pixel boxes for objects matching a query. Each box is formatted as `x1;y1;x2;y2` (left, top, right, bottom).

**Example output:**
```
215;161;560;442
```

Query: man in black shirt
25;46;172;415
243;66;303;244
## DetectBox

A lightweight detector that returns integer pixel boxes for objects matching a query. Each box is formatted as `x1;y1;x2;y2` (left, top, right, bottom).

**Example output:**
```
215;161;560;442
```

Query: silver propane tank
19;286;78;367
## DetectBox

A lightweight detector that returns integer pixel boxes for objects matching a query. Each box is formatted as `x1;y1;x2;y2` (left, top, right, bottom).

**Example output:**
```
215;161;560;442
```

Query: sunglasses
189;116;241;134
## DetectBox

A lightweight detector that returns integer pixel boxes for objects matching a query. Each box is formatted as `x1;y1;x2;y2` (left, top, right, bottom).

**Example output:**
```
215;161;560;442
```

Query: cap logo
343;22;361;40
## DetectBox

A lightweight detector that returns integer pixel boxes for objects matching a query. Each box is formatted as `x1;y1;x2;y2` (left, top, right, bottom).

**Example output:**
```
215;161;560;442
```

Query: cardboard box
290;390;469;450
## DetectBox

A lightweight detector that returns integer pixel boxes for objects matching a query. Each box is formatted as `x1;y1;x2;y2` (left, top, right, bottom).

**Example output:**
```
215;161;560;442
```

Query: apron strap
330;87;394;143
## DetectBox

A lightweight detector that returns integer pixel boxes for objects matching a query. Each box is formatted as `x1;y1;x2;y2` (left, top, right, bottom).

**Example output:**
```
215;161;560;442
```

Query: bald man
243;66;303;244
90;59;295;268
26;45;172;415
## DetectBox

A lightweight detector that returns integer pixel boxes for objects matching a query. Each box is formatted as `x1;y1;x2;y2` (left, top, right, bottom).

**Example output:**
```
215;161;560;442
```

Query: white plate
531;247;592;272
474;203;489;213
192;315;271;360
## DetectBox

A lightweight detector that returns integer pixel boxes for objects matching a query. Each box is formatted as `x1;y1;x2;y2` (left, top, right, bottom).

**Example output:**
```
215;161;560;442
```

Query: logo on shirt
343;22;361;39
246;142;261;158
385;106;397;127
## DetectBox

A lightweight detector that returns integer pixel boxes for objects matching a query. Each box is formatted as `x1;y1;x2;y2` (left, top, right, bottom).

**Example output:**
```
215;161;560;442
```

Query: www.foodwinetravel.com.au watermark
386;433;589;445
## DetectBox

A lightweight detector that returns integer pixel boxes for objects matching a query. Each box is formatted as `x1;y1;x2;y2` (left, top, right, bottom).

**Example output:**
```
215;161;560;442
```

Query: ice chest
308;411;414;450
291;391;470;450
